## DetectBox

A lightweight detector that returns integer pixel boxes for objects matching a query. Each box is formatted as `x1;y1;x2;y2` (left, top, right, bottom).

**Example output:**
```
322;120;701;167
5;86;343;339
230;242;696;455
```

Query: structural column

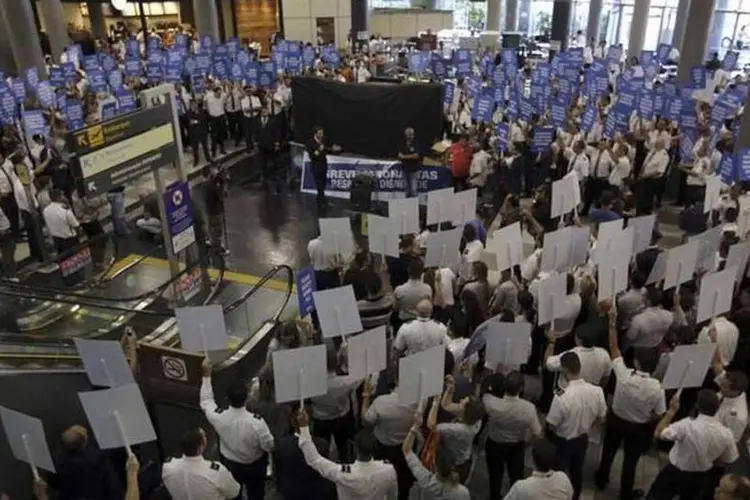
351;0;369;40
192;0;221;42
586;0;603;44
38;0;70;61
671;0;691;49
550;0;572;52
0;0;45;74
505;0;519;32
486;0;501;31
676;0;716;86
627;0;650;59
87;1;107;40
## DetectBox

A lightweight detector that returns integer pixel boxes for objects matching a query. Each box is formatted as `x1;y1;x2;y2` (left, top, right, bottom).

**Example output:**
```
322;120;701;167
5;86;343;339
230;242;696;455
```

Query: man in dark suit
305;126;341;208
251;107;281;189
274;424;336;500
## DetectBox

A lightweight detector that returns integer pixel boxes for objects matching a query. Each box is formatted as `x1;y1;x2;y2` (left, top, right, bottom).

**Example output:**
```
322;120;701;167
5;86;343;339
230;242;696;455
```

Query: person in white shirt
595;304;666;500
393;299;450;357
199;360;274;499
714;369;749;443
174;83;192;144
544;326;612;389
307;234;342;291
546;352;607;500
565;140;590;184
162;428;241;500
204;85;227;157
43;189;79;254
355;60;371;83
648;389;739;500
583;139;614;214
0;206;16;279
637;139;671;215
468;142;491;190
697;316;739;367
459;223;484;282
504;437;574;500
241;87;263;147
224;82;244;147
608;144;631;192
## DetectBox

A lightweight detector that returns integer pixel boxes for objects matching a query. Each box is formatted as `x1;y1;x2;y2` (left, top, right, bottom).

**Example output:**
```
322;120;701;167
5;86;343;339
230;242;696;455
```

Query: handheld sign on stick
0;407;56;478
176;305;229;356
663;240;700;290
696;266;738;324
388;198;419;235
662;344;716;390
347;326;387;380
272;345;327;403
319;217;354;256
427;188;456;226
492;222;523;272
425;227;462;269
312;285;362;339
398;345;445;405
485;322;532;368
74;338;135;388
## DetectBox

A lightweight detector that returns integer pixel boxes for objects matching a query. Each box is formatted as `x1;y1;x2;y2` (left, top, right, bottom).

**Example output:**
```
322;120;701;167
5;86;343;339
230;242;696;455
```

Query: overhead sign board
68;104;178;195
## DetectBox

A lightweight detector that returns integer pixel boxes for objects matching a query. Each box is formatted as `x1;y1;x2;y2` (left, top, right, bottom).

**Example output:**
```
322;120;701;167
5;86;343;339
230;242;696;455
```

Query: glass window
163;2;180;14
619;5;634;49
370;0;411;7
707;10;739;59
571;0;590;40
643;7;664;50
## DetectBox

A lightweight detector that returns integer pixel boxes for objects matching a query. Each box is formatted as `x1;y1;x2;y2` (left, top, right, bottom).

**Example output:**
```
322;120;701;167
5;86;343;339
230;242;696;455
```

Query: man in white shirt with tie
224;82;244;147
565;140;590;185
637;138;670;215
583;138;614;214
204;84;227;158
240;86;262;148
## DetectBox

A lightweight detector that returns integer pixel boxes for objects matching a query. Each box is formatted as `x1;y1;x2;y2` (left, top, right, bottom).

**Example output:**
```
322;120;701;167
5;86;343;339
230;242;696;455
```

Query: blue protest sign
680;99;699;129
0;87;14;120
442;81;454;107
531;126;554;152
101;100;118;120
567;47;584;64
126;38;139;56
192;74;206;93
720;153;736;185
638;90;654;120
236;49;250;67
590;58;607;76
88;69;108;92
505;97;518;120
550;100;567;128
472;94;494;122
480;53;493;78
226;37;241;55
24;67;39;90
581;104;597;132
215;44;229;58
495;123;509;151
49;67;65;87
321;47;340;68
408;51;429;73
148;50;165;65
656;43;672;63
165;63;183;83
146;62;163;83
606;45;622;63
302;47;316;68
10;79;25;104
679;128;697;163
465;76;482;99
663;96;682;120
501;48;517;69
287;55;302;75
736;149;750;181
690;66;706;89
712;98;734;125
201;34;215;53
272;51;286;71
124;58;142;76
259;61;276;88
183;56;197;76
116;90;136;113
147;36;160;52
245;62;260;85
164;181;196;254
230;63;243;82
175;33;188;49
196;53;211;73
639;50;654;68
213;58;229;80
617;88;637;110
61;62;77;83
432;55;447;78
22;110;47;137
83;55;100;72
36;81;55;109
108;70;123;90
167;50;184;65
723;51;739;71
64;99;83;130
296;266;317;317
603;112;617;139
454;49;473;77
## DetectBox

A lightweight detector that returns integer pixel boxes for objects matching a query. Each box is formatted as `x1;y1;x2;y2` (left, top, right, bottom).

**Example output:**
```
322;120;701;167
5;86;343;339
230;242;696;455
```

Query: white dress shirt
585;122;603;144
504;470;574;500
483;393;542;443
715;372;749;442
224;88;243;113
586;147;614;180
660;414;739;472
611;357;666;423
609;156;631;187
43;201;79;239
460;239;484;280
241;95;262;118
565;149;591;182
641;149;671;178
199;377;274;464
546;346;612;388
307;236;340;271
546;379;607;439
646;129;672;150
364;391;417;445
686;156;712;186
162;455;241;500
204;92;226;117
393;317;450;356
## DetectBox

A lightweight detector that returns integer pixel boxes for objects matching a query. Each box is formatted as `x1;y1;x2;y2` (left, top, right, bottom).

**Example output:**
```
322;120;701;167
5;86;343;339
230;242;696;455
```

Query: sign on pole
164;181;196;254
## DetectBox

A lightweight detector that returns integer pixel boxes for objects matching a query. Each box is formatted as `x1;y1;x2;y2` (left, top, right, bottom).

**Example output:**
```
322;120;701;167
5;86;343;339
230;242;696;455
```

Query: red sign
59;247;92;277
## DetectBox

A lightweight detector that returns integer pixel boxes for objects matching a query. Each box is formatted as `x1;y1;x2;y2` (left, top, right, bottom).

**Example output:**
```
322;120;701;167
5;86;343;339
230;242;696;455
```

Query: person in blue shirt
588;190;622;224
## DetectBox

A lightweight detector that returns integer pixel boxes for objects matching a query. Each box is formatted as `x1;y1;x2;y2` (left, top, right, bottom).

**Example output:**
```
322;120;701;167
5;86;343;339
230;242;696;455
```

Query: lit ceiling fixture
111;0;128;10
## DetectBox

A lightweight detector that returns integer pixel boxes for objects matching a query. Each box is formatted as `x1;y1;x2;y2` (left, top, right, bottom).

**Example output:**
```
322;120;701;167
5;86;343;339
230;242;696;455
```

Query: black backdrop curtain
291;77;443;159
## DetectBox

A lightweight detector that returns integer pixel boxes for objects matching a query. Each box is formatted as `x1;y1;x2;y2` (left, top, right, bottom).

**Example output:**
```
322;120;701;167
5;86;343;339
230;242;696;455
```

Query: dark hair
530;437;557;472
645;286;663;307
566;273;575;294
695;388;720;416
600;190;614;207
725;207;738;223
408;257;425;279
630;270;647;289
504;371;524;396
312;125;323;134
444;348;455;376
462;398;485;425
364;271;383;297
462;223;477;243
50;188;65;202
633;347;659;373
434;436;457;479
354;428;376;459
472;261;488;280
483;372;505;397
180;428;205;456
227;380;249;408
576;325;598;348
725;371;749;394
399;234;415;251
560;352;581;376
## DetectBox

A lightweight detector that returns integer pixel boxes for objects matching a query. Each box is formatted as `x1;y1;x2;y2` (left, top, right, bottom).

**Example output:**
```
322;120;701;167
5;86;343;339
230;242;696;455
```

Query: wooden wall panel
234;0;279;54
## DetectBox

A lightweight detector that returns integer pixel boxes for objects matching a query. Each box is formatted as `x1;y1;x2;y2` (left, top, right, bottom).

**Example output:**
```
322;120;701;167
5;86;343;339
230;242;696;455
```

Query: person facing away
503;437;573;500
393;298;451;357
296;408;397;500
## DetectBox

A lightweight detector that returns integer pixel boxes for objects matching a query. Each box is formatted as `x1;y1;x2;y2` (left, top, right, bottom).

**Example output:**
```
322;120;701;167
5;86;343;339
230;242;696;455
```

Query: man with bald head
47;425;123;500
637;137;671;215
393;298;450;357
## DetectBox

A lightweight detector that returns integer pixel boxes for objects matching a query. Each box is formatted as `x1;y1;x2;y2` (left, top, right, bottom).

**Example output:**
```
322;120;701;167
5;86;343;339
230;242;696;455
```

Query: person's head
600;190;614;209
313;125;324;141
32;134;44;145
472;261;488;282
50;188;65;203
354;428;376;461
645;286;663;308
718;371;748;399
180;428;207;457
560;351;581;379
459;287;484;320
632;347;659;374
227;379;249;408
61;425;89;453
36;175;51;190
364;271;383;299
416;298;433;319
575;325;598;348
695;388;721;416
715;473;750;499
213;85;222;97
260;106;270;118
408;257;424;280
462;223;477;243
400;234;416;254
725;207;739;224
654;138;666;151
278;321;301;349
462;398;484;426
573;140;585;154
504;370;525;397
530;437;557;472
353;250;371;270
483;372;505;397
404;127;415;141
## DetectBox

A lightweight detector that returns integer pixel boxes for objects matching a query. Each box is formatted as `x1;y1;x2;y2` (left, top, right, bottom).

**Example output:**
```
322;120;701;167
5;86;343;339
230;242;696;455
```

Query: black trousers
374;441;414;500
485;439;525;500
190;130;211;165
226;110;243;145
646;463;716;500
0;195;19;237
312;165;327;207
21;210;43;262
221;454;268;500
636;178;661;215
0;231;16;278
312;411;355;463
178;115;189;145
548;432;588;500
583;178;608;215
209;116;227;157
596;411;652;497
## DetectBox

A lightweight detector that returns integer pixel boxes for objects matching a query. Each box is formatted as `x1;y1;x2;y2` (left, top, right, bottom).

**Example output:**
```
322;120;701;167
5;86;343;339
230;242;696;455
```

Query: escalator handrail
223;264;294;323
0;252;227;316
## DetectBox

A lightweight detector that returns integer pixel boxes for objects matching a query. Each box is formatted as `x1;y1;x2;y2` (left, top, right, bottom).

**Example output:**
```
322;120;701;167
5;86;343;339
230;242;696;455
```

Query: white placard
74;339;136;388
594;219;625;265
541;227;572;272
696;266;738;323
704;176;722;214
738;195;750;239
272;344;328;403
567;171;581;207
312;285;363;338
424;227;463;268
598;259;629;302
397;345;445;405
78;384;157;450
346;326;388;380
551;176;576;218
726;241;750;282
646;250;667;285
453;188;478;225
427;188;457;225
538;272;567;325
368;214;400;257
485;322;532;367
664;240;700;290
481;249;498;271
319;217;355;256
388;197;420;235
492;222;523;272
175;305;229;355
569;226;591;268
662;343;717;390
690;226;723;272
0;407;56;474
629;214;656;255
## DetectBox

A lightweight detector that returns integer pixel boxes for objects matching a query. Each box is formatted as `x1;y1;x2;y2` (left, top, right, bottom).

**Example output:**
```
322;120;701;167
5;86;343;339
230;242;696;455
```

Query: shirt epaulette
554;388;565;396
210;461;220;471
215;407;225;414
252;413;262;419
341;464;351;473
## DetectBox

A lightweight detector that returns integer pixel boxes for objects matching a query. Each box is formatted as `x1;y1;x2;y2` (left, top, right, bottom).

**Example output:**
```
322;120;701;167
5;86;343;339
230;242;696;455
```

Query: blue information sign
164;181;196;254
296;266;317;317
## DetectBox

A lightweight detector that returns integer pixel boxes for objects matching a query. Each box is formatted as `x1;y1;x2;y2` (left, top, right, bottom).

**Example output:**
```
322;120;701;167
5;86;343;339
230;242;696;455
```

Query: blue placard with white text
531;126;554;152
296;266;317;317
164;181;196;254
